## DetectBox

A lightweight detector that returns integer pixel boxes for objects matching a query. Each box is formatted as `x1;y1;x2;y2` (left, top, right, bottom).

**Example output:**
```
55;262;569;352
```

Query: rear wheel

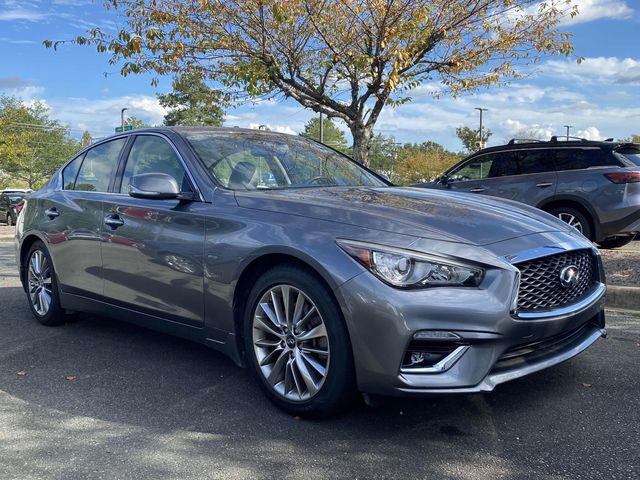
244;265;356;418
597;235;635;250
25;241;68;326
548;207;593;241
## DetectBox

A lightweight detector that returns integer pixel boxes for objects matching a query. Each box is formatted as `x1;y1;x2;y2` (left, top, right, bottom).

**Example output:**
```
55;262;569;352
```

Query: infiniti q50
15;128;606;417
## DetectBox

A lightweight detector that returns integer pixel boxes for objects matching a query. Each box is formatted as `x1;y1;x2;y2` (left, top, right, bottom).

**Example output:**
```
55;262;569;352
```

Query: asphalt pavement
0;241;638;480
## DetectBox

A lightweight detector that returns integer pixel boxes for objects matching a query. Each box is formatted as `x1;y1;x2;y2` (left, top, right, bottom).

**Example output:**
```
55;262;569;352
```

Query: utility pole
564;125;572;141
120;107;129;132
475;108;488;149
319;111;324;144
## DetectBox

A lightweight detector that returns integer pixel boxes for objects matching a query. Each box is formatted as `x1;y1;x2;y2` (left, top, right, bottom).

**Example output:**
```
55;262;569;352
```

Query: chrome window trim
56;132;204;202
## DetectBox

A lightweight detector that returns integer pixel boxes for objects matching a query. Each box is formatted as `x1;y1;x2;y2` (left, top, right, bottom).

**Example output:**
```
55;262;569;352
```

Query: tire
243;265;356;418
7;214;14;226
24;241;68;326
548;207;593;241
597;235;635;250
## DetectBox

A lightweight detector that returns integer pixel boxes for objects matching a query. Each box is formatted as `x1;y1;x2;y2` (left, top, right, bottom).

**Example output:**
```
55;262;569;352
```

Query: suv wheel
548;207;593;241
244;265;356;418
25;241;69;326
597;235;635;250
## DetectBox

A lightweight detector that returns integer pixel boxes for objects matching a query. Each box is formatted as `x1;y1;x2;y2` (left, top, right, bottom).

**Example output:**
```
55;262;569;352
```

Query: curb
606;285;640;312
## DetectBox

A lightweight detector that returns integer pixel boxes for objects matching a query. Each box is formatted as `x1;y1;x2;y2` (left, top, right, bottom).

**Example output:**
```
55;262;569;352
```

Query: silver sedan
15;127;606;417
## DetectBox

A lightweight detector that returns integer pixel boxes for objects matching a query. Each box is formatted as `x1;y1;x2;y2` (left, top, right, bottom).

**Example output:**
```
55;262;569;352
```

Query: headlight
337;240;484;288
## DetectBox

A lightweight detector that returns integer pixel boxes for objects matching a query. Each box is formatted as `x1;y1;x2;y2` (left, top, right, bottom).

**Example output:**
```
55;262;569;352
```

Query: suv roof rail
507;138;546;145
549;135;589;143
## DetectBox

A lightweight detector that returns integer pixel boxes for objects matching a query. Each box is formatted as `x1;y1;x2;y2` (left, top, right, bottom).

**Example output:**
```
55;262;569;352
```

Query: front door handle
45;208;60;219
104;215;125;229
536;182;553;188
469;188;486;193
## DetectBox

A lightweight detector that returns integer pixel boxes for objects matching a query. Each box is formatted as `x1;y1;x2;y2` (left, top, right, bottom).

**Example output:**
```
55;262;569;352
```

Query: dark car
0;192;25;226
15;128;606;417
414;138;640;249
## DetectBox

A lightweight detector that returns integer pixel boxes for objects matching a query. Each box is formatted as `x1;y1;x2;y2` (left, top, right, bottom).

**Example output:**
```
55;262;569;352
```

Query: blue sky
1;0;639;150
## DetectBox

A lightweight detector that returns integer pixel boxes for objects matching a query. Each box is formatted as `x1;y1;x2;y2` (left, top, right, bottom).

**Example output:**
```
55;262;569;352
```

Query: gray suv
15;128;606;417
414;138;640;249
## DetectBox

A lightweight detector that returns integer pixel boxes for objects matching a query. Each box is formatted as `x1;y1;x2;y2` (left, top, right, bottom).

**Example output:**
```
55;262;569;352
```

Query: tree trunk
350;124;373;167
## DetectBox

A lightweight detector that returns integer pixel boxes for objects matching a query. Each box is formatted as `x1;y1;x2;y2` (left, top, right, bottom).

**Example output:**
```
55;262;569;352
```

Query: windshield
8;195;23;204
183;131;386;190
615;148;640;167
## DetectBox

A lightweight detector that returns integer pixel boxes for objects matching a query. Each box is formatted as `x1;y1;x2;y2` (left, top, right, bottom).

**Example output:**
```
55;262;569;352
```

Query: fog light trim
400;346;469;374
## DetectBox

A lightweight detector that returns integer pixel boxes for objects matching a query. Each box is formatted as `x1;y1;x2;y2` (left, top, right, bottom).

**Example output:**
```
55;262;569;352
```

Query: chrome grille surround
514;249;597;313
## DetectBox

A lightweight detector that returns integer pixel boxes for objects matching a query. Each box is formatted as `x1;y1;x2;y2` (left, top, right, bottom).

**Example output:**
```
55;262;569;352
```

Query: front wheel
244;265;356;418
597;235;635;250
24;241;68;326
6;214;13;226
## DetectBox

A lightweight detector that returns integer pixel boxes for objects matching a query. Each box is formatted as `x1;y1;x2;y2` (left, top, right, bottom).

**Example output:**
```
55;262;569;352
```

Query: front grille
515;249;596;312
493;322;591;370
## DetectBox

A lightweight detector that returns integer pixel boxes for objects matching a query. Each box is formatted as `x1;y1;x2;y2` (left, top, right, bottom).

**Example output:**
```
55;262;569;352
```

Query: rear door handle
536;182;553;188
45;208;60;219
469;188;486;193
104;215;125;229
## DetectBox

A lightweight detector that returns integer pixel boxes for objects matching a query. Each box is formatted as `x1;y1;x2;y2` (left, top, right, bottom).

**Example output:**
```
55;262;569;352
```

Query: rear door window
74;138;126;192
553;148;617;171
516;150;555;174
62;154;84;190
488;152;519;178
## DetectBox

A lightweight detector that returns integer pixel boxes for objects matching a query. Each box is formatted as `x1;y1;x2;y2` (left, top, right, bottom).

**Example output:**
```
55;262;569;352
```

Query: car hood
234;186;574;245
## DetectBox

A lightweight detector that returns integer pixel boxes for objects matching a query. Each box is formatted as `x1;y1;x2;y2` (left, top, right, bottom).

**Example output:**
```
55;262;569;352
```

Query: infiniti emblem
559;265;580;288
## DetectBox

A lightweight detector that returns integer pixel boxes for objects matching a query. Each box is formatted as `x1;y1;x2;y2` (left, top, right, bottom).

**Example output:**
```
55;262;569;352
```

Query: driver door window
119;135;192;193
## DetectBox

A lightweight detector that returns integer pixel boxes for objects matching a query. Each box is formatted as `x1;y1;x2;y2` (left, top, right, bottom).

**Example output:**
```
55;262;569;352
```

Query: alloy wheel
557;213;584;234
252;284;330;402
27;250;53;316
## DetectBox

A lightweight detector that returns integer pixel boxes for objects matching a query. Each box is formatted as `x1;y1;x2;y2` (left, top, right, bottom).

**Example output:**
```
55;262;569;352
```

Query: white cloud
0;77;45;99
576;126;603;140
544;57;640;85
36;95;168;137
564;0;633;25
0;8;45;22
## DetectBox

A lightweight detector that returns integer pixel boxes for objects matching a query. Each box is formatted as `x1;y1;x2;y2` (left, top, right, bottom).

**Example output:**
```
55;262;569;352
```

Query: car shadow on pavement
1;278;594;479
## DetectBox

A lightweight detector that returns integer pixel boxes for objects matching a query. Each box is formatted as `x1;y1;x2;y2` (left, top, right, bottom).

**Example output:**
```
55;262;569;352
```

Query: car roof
474;138;638;156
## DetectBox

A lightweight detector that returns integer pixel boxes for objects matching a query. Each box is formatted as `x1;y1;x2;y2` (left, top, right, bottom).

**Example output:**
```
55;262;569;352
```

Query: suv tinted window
62;154;84;190
488;152;519;178
120;136;192;193
553;148;616;171
516;150;555;175
75;138;126;192
450;154;494;181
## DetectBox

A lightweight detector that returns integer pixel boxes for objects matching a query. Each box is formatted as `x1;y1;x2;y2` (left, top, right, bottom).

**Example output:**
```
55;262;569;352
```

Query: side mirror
129;173;180;200
437;174;450;186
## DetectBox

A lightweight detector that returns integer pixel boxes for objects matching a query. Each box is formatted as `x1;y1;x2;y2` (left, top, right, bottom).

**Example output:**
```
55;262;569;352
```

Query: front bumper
336;259;606;397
